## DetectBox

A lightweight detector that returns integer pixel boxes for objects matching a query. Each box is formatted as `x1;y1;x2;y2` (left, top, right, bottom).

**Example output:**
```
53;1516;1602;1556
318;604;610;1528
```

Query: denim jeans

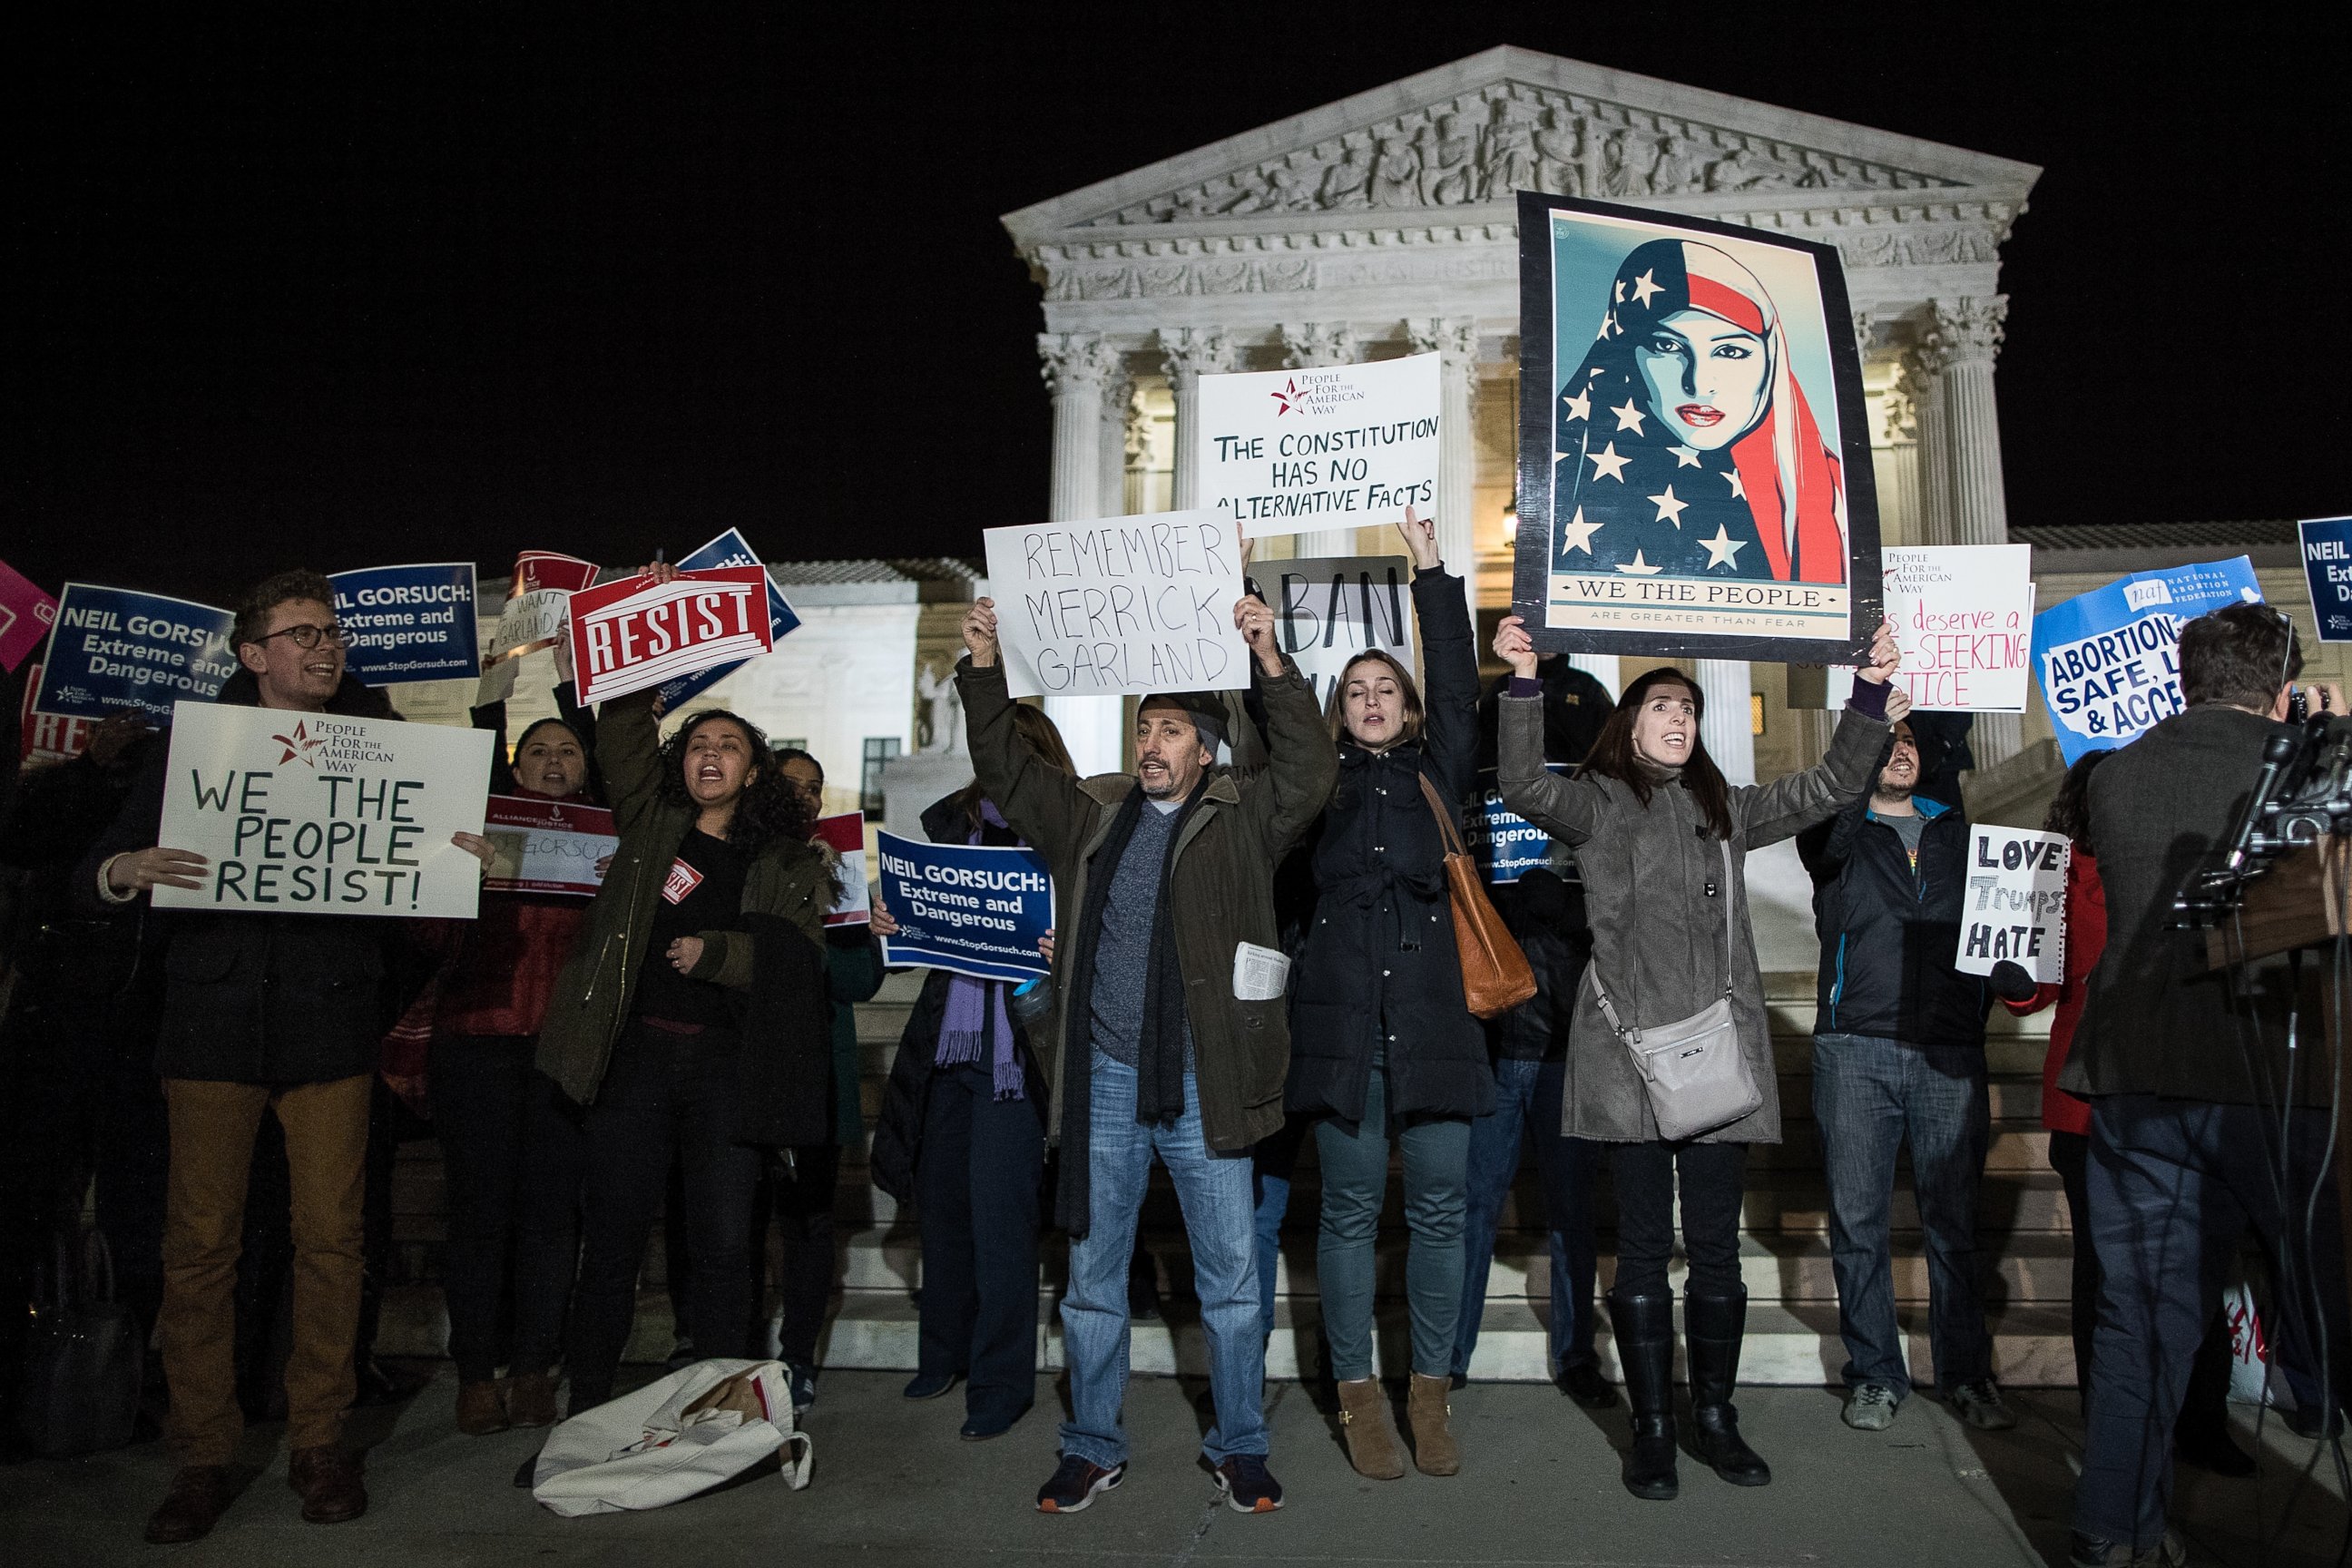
2076;1093;2350;1550
1060;1052;1266;1468
917;1064;1045;1425
1251;1115;1308;1339
1454;1055;1602;1377
1612;1139;1747;1297
1812;1032;1992;1396
1314;1063;1471;1380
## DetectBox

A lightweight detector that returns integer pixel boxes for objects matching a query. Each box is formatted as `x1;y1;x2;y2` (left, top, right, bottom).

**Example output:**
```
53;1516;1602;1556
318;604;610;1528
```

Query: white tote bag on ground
533;1357;812;1516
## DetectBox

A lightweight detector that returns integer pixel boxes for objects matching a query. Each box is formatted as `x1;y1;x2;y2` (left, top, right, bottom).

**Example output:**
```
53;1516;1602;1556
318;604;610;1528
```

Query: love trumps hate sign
982;514;1250;699
1953;825;2069;985
152;701;494;919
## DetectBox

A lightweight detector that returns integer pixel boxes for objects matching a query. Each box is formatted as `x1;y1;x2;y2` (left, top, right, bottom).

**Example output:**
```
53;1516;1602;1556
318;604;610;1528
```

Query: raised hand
1855;616;1902;685
1235;594;1282;675
963;597;1000;668
1395;505;1441;571
1493;614;1538;681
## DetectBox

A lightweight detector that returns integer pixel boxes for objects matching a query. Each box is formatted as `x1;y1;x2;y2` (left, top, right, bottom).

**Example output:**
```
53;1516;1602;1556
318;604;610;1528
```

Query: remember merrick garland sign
152;701;494;918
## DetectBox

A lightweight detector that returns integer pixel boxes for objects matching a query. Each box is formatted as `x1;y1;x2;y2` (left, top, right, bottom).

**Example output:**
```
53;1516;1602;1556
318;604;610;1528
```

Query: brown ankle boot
456;1379;510;1436
288;1445;368;1524
144;1466;234;1544
1407;1372;1461;1475
1335;1376;1405;1479
506;1371;560;1428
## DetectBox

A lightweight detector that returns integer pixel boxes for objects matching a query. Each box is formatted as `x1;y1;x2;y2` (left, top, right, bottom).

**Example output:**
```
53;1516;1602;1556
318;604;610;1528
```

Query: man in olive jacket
956;590;1335;1516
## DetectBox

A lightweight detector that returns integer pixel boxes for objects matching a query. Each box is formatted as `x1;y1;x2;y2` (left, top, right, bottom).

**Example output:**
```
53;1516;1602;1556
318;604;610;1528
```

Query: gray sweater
1087;799;1186;1068
1497;697;1889;1144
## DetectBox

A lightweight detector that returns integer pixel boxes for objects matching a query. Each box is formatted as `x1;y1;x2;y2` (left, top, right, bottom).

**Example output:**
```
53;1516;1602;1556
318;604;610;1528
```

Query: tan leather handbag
1418;774;1537;1019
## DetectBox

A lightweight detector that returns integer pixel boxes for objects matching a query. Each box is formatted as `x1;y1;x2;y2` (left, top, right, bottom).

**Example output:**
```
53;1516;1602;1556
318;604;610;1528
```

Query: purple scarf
934;800;1026;1100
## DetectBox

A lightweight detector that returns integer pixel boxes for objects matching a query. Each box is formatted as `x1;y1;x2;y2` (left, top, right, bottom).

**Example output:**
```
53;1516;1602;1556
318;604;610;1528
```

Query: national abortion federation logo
1268;370;1367;418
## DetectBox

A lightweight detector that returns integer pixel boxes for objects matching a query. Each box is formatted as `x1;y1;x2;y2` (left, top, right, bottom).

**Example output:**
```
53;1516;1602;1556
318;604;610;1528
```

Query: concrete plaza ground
2;1367;2346;1567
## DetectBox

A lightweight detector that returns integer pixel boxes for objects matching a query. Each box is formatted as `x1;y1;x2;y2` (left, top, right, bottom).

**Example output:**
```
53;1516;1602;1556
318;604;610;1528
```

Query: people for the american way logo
1269;378;1303;416
270;720;325;767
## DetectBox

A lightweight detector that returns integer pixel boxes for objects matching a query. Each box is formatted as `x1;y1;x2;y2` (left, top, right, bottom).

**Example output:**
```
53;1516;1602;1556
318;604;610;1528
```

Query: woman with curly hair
535;562;838;1416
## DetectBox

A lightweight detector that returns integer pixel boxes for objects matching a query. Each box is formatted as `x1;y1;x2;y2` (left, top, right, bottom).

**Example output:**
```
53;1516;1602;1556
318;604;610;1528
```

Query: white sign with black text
1954;825;2069;985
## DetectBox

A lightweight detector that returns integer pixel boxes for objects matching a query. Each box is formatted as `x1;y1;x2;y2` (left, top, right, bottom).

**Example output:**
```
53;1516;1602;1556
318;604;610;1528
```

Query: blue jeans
1454;1055;1602;1377
1059;1053;1266;1468
1252;1115;1308;1339
1315;1063;1470;1380
2076;1093;2349;1550
1812;1033;1991;1396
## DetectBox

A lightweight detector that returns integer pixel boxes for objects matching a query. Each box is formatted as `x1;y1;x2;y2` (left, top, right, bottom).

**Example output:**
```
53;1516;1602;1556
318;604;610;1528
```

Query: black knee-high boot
1606;1290;1679;1501
1684;1288;1769;1485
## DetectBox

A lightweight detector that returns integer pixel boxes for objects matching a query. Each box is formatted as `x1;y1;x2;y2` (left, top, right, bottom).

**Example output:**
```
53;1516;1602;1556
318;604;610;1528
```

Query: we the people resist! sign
2031;556;2263;764
1954;825;2069;984
982;514;1250;698
567;566;775;704
152;701;494;918
34;583;239;722
875;830;1053;983
1198;352;1441;538
1269;555;1418;710
330;563;482;685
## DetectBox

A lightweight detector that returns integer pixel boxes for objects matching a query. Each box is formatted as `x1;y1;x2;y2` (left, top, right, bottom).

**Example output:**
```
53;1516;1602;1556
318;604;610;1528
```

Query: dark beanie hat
1140;691;1226;752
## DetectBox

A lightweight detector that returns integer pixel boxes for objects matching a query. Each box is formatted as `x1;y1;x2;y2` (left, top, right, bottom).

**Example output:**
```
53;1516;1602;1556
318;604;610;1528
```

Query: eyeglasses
252;622;351;650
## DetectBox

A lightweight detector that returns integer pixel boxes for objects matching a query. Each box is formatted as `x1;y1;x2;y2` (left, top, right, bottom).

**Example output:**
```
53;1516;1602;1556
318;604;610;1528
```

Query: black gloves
1987;960;2038;1003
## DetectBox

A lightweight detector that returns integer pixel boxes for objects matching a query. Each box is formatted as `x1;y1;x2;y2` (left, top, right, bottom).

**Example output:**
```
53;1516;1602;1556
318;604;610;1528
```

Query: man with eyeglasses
78;568;489;1544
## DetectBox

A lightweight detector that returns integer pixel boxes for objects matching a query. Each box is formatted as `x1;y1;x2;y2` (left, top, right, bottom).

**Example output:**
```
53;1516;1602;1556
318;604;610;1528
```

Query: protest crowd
2;514;2347;1568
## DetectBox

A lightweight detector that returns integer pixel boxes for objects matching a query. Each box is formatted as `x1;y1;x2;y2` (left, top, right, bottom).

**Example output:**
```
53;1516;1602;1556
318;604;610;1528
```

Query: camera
2172;715;2352;926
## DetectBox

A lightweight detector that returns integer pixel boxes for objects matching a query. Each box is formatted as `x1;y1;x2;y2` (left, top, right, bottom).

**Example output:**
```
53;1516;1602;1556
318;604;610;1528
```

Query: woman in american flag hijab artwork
1551;238;1847;585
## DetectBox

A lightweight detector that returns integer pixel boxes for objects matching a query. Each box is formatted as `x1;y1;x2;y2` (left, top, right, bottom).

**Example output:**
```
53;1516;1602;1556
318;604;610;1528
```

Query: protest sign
34;583;238;723
491;551;601;664
1198;353;1441;538
981;513;1250;699
152;700;494;918
482;793;616;897
1269;555;1418;710
815;812;870;926
330;563;481;685
2298;518;2352;642
1798;546;2034;712
0;557;58;673
653;530;803;710
2032;556;2263;765
875;829;1053;982
1955;825;2069;984
16;665;94;766
1464;766;1573;886
567;566;775;704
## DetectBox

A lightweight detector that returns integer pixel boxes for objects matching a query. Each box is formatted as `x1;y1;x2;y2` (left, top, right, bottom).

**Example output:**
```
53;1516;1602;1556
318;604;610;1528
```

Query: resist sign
1955;826;2069;984
875;830;1053;983
567;566;775;704
152;701;494;918
982;513;1250;699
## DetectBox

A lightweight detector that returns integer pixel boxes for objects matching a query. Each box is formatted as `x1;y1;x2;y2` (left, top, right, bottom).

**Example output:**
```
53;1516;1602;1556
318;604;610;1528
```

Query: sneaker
1210;1455;1284;1514
786;1362;818;1416
1036;1455;1124;1514
1949;1379;2017;1431
1843;1382;1899;1431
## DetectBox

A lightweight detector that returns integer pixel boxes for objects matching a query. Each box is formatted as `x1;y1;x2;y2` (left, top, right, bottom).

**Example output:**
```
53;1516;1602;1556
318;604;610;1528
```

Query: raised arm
1491;614;1606;844
595;687;667;835
1740;620;1904;848
1402;510;1481;810
1237;592;1338;857
955;596;1093;863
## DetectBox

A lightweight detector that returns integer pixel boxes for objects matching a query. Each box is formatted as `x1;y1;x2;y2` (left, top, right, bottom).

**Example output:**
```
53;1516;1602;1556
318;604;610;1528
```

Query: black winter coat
1287;566;1493;1123
1798;793;1990;1049
73;670;423;1084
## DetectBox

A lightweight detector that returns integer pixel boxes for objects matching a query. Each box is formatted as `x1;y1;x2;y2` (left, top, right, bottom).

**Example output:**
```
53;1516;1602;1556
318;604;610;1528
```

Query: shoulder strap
1417;770;1469;857
1589;832;1736;1043
1719;837;1736;998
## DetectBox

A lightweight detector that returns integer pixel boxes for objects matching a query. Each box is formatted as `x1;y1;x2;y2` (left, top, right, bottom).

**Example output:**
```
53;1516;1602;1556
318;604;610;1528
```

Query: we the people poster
1512;194;1880;664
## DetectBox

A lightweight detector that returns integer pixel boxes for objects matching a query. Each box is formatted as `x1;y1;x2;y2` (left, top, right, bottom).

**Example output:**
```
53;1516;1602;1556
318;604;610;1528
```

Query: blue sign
329;563;481;685
655;530;801;709
1465;766;1573;885
875;830;1054;983
2031;556;2263;765
2298;518;2352;643
32;583;238;722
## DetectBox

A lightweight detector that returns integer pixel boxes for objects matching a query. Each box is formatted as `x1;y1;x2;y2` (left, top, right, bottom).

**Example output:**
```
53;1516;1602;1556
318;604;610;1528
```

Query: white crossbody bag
1586;838;1761;1142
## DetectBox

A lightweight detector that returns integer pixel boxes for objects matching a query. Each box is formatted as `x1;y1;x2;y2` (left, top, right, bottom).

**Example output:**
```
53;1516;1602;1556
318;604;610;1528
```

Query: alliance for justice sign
1954;825;2069;985
1198;352;1440;538
982;514;1250;698
153;701;494;918
566;566;775;704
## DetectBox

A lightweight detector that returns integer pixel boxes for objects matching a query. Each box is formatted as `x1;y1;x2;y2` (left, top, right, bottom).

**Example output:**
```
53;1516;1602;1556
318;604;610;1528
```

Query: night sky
12;7;2347;606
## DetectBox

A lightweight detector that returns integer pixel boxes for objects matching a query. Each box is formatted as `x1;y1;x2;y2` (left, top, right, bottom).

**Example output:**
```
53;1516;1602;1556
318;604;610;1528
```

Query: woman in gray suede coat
1493;613;1903;1504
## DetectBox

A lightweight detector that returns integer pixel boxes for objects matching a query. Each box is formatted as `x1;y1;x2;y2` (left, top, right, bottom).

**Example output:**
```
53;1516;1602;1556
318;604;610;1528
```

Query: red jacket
2001;848;2102;1137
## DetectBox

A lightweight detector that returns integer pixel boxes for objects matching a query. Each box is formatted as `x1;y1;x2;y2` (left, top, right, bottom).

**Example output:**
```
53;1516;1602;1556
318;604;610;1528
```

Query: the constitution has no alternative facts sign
1198;352;1440;538
153;701;495;918
982;514;1250;699
1953;825;2068;985
875;830;1053;983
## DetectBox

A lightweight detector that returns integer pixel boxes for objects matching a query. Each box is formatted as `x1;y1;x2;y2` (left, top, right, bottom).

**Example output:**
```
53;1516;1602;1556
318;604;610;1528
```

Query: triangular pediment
1003;46;2038;244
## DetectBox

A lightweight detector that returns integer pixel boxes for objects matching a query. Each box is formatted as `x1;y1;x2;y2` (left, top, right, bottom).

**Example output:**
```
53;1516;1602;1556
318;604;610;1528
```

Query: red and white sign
514;552;601;597
494;551;604;666
814;811;869;926
568;566;775;704
16;664;93;765
0;557;58;673
661;858;706;905
481;793;619;897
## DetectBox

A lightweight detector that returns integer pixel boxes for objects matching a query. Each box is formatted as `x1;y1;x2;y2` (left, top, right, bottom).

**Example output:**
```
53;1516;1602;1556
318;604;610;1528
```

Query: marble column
1159;327;1233;513
1099;369;1135;519
1408;317;1479;627
1036;331;1123;774
1696;660;1756;786
1279;322;1359;558
1921;295;2018;768
1901;347;1952;551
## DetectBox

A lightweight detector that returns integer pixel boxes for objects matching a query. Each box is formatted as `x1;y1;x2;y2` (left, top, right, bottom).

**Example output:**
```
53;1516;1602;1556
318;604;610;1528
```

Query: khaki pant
160;1074;371;1465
